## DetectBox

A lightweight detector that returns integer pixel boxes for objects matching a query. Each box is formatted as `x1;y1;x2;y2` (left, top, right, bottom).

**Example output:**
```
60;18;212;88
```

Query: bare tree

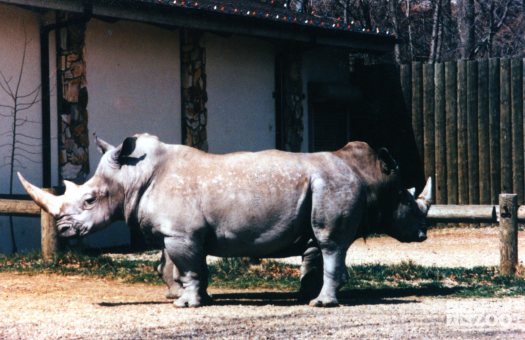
429;0;443;62
405;0;414;60
388;0;402;63
458;0;476;59
274;0;525;63
0;27;41;253
475;0;514;57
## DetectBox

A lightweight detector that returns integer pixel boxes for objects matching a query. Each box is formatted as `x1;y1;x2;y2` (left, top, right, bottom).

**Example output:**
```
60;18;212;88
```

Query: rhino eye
83;196;97;209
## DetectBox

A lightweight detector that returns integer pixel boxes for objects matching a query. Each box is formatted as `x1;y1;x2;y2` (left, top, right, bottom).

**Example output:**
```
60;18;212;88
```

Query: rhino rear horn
94;133;115;154
17;172;62;216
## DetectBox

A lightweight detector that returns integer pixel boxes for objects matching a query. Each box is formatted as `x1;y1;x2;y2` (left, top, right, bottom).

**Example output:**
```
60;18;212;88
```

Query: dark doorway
307;63;425;190
308;83;361;152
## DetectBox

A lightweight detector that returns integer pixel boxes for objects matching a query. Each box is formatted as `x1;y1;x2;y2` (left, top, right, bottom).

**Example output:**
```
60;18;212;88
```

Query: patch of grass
1;253;524;298
344;261;525;298
0;251;162;284
209;257;300;290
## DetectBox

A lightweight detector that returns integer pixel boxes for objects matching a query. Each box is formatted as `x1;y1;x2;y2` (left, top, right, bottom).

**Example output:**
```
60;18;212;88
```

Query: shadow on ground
98;286;461;307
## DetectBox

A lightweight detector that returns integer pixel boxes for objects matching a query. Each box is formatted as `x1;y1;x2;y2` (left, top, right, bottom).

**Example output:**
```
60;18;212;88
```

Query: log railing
0;193;520;275
0;189;57;261
427;193;519;275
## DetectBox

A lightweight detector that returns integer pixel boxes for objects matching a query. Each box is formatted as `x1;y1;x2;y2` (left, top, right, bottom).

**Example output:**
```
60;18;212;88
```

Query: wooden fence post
445;61;458;204
489;58;501;204
411;62;423;161
467;60;479;205
500;59;512;194
499;193;518;275
434;63;446;204
423;63;435;193
457;60;469;206
510;59;524;204
478;59;490;206
41;188;57;261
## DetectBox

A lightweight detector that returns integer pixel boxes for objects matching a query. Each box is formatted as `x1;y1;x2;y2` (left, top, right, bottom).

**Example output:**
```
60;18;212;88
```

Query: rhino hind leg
157;248;183;299
308;247;349;307
164;236;211;308
298;240;323;302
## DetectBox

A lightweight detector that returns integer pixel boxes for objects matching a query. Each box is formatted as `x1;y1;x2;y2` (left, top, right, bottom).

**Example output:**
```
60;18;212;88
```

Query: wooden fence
0;191;57;260
0;193;520;275
400;58;525;205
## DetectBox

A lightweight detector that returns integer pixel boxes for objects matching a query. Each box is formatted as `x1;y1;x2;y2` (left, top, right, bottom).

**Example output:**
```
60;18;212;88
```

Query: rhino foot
308;298;339;308
173;292;213;308
298;272;323;303
174;296;201;308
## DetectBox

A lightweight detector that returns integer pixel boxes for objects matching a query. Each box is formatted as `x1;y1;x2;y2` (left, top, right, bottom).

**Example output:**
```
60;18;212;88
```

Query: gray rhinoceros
19;133;431;307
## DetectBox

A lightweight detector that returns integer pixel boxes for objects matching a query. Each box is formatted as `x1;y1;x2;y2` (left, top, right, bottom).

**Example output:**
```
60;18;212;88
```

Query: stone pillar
180;29;208;151
278;49;304;152
57;15;89;183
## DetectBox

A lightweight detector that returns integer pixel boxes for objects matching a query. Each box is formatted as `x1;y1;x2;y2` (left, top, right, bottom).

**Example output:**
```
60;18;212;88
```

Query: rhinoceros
18;133;431;307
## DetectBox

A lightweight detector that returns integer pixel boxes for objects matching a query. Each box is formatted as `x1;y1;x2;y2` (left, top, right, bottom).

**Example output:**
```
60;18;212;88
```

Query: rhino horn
416;177;433;215
63;180;79;192
17;172;62;216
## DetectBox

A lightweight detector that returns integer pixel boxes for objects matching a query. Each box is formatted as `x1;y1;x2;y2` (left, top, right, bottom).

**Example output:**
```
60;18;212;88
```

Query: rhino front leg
164;236;211;308
157;248;183;299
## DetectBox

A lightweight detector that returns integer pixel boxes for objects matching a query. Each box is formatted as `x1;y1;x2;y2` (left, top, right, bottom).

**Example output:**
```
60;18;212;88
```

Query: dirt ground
1;228;525;339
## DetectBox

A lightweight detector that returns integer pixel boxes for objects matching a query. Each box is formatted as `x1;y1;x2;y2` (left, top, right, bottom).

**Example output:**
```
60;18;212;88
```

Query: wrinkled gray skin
19;133;432;307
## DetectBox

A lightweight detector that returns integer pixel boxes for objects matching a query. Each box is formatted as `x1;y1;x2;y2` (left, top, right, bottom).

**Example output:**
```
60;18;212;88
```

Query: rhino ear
114;136;137;164
377;148;399;174
94;133;115;154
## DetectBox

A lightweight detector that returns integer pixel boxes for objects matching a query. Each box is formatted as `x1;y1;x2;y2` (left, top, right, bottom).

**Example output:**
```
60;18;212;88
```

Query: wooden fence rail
0;193;520;275
402;58;525;206
0;190;56;261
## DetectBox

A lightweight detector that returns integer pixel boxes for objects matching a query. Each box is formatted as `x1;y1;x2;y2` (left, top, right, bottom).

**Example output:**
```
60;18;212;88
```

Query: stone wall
57;15;89;183
181;29;208;151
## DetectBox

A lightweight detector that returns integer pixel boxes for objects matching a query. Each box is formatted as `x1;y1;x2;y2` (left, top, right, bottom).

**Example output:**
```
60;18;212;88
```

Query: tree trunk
439;0;455;60
458;0;475;59
429;0;442;63
388;0;401;63
406;0;414;60
360;0;373;30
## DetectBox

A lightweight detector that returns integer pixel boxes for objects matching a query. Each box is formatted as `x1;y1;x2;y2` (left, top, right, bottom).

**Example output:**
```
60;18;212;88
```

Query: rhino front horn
416;177;433;215
17;172;62;216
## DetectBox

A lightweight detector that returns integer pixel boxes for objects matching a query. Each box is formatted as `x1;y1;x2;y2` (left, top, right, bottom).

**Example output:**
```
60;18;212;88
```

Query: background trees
274;0;525;63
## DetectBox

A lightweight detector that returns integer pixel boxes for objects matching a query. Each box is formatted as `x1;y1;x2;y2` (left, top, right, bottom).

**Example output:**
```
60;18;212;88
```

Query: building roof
142;0;392;36
2;0;396;52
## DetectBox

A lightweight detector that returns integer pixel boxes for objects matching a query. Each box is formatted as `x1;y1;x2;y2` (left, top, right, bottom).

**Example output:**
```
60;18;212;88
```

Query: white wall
84;19;181;248
206;34;276;153
0;5;42;253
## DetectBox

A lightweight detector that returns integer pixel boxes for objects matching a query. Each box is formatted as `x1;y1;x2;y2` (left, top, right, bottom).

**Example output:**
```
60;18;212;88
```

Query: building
0;0;403;252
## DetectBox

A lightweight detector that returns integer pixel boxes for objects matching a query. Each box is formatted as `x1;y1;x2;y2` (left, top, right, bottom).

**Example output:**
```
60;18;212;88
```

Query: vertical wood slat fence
400;58;525;205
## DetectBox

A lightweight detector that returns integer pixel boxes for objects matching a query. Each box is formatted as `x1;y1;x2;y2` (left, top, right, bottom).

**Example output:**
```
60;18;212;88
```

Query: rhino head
17;134;156;238
373;148;432;243
389;176;432;243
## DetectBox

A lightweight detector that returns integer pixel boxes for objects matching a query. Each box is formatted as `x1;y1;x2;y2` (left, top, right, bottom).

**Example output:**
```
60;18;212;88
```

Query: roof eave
1;0;396;52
